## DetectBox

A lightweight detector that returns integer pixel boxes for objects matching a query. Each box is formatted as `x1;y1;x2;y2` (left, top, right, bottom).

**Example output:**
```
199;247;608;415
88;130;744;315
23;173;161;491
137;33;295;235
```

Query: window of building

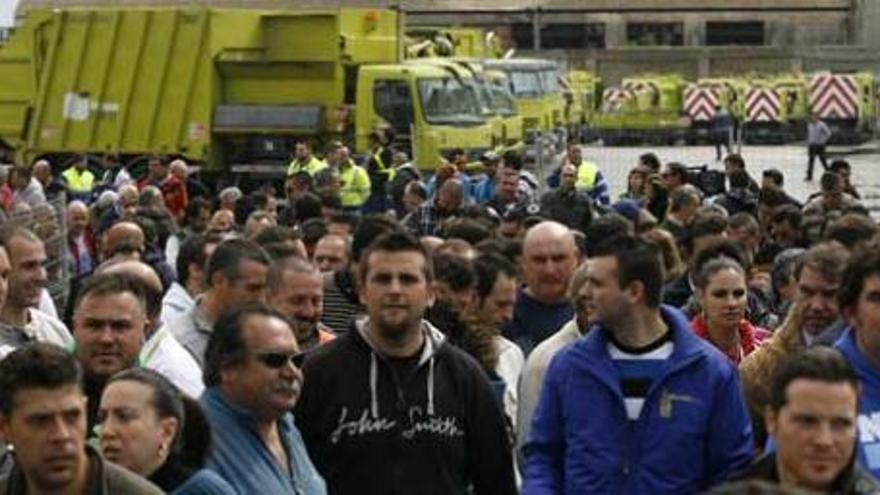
540;23;606;49
706;22;764;46
627;22;684;46
512;23;534;50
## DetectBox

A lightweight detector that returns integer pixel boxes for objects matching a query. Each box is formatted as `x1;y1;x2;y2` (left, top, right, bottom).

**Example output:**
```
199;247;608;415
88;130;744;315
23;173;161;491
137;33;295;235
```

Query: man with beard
0;343;162;494
524;235;753;493
201;303;326;494
269;256;335;352
296;231;516;495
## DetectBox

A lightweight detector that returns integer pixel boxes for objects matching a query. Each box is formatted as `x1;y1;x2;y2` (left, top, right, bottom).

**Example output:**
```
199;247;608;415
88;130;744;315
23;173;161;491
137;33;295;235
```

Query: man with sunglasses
201;303;326;495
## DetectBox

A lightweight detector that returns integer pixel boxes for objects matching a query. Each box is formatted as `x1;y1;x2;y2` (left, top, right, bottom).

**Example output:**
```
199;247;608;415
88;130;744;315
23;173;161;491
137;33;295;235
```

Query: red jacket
160;176;188;219
690;315;770;365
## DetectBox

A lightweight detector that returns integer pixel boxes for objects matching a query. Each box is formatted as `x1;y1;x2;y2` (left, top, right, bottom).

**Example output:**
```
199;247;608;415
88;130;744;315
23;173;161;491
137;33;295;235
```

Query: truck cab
481;58;562;146
357;64;492;171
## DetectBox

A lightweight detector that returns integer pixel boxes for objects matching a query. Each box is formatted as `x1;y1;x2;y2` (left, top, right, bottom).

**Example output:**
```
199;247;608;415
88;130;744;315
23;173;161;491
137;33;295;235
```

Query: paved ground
529;142;880;213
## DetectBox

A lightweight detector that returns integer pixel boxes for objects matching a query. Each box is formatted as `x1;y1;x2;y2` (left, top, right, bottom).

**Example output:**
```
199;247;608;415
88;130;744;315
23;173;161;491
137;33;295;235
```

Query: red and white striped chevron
745;89;781;122
602;87;636;111
809;74;859;120
623;80;659;97
684;85;720;122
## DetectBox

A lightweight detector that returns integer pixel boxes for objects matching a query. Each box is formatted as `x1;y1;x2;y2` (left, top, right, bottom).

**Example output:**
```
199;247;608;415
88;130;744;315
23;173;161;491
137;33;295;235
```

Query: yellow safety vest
371;147;395;181
287;156;327;176
339;161;371;208
575;161;599;192
62;167;95;194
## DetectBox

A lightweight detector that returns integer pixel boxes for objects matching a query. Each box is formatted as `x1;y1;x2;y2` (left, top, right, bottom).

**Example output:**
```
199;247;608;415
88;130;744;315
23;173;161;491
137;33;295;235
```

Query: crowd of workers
0;135;876;495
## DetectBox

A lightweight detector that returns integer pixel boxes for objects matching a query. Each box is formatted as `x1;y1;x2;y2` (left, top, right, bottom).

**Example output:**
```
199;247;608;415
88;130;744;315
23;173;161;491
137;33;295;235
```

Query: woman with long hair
690;256;770;364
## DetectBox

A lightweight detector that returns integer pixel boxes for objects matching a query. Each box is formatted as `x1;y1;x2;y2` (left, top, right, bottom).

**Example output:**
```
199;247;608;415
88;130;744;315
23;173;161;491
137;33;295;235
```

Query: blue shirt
836;327;880;478
471;175;495;204
503;288;574;356
200;388;327;495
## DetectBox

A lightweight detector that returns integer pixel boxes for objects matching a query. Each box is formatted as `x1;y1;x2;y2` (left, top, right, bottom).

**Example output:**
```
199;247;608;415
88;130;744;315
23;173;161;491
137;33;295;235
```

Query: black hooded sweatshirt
295;318;517;495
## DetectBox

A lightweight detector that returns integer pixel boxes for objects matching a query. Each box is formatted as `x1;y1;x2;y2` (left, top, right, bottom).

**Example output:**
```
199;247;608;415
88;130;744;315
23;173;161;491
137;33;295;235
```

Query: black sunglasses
253;351;306;369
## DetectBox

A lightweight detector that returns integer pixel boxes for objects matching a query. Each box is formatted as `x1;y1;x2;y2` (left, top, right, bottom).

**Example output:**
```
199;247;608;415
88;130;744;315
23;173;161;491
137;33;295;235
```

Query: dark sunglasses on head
253;351;306;369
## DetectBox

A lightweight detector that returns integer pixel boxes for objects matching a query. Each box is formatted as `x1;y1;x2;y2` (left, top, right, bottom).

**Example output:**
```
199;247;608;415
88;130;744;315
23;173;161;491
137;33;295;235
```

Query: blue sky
0;0;16;27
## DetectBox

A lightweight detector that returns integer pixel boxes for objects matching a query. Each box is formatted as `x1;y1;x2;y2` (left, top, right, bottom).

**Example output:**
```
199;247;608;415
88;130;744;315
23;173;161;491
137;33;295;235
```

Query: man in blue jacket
834;246;880;480
523;235;753;494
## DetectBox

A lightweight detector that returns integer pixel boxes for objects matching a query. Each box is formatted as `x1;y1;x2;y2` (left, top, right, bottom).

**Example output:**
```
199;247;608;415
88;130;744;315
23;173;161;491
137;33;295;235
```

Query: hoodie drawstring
427;356;435;416
370;352;379;419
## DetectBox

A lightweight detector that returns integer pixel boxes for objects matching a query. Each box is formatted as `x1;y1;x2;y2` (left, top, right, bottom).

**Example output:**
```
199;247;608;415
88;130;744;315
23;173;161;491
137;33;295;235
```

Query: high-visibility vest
62;167;95;194
575;161;599;192
287;155;327;176
371;147;395;181
339;161;371;208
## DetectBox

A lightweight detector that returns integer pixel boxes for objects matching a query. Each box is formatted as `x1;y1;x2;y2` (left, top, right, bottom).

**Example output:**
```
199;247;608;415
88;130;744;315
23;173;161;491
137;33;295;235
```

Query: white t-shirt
140;325;204;398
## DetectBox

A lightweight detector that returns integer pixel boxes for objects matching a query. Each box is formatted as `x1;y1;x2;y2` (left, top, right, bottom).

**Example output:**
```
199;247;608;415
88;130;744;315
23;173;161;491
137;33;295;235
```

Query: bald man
503;221;579;355
99;260;203;397
101;221;145;261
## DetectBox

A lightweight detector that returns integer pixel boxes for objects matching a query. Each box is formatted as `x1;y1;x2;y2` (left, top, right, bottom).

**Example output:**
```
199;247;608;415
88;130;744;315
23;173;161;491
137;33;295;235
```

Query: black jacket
539;187;594;232
721;453;880;494
296;319;516;495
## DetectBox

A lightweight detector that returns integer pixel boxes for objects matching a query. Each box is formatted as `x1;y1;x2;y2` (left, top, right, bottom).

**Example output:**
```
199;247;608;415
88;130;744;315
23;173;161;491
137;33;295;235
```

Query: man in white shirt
100;259;203;397
0;226;71;358
161;234;219;327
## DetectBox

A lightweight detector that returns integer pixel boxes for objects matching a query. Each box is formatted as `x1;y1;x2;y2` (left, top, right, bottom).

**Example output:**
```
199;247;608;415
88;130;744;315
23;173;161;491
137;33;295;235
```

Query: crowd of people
0;137;877;494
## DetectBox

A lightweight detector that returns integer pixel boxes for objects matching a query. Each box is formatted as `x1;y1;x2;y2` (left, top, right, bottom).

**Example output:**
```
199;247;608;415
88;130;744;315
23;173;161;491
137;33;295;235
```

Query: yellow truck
0;8;492;178
560;70;602;142
405;26;504;59
480;58;565;150
407;58;523;151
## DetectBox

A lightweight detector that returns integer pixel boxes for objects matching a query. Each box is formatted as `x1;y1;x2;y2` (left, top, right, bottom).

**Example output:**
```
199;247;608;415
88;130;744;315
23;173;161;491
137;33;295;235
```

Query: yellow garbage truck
0;7;493;178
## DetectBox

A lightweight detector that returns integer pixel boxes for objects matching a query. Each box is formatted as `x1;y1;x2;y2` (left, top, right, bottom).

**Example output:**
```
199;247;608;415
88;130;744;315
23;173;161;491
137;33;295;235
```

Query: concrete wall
15;0;880;73
529;46;880;86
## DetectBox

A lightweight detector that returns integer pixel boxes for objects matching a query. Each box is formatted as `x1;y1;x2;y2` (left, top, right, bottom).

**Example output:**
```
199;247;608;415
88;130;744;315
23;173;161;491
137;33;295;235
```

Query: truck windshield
418;77;485;125
508;70;542;98
487;81;517;116
540;69;560;94
470;81;495;117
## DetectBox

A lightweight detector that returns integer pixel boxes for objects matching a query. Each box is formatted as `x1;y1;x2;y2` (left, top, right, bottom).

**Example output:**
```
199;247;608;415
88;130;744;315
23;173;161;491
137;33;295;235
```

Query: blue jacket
200;388;327;495
523;305;753;494
835;327;880;479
